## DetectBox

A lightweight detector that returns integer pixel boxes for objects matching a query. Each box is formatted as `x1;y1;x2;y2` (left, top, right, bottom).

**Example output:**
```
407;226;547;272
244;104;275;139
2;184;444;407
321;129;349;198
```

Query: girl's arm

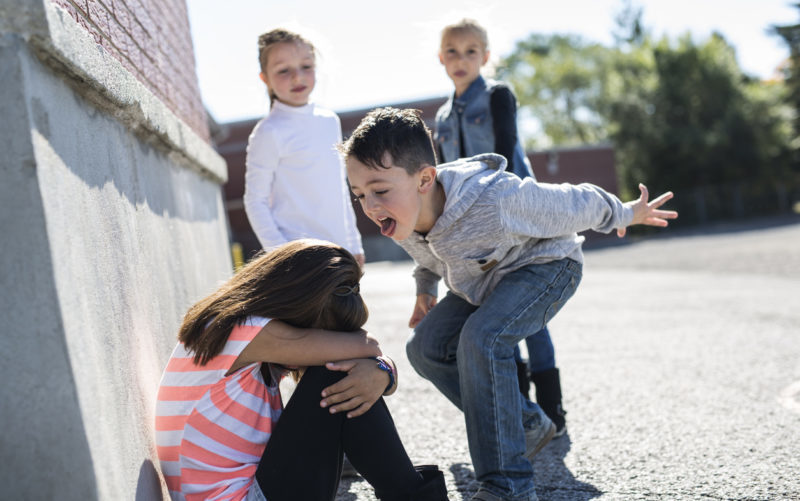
243;124;289;248
235;320;381;370
490;85;519;174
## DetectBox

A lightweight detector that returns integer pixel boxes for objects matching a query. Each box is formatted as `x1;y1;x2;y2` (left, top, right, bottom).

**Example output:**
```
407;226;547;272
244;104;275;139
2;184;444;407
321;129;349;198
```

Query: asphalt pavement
336;216;800;500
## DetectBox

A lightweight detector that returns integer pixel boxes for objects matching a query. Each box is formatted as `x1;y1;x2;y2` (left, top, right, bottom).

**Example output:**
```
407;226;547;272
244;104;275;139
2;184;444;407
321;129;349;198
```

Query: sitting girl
155;239;448;500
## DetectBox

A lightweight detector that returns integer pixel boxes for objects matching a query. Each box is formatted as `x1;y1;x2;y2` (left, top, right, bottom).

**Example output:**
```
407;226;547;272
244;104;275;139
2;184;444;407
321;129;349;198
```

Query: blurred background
187;0;800;260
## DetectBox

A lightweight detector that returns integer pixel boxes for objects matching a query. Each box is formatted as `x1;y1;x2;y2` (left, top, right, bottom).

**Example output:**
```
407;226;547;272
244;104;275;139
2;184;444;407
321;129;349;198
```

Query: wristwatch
370;356;396;394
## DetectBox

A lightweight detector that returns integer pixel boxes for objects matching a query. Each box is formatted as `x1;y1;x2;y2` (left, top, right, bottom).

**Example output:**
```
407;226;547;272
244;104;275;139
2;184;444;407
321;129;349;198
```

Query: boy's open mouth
378;217;396;237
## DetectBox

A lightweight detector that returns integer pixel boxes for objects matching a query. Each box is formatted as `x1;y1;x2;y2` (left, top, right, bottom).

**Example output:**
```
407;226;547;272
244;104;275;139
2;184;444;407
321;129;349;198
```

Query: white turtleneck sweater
244;101;363;256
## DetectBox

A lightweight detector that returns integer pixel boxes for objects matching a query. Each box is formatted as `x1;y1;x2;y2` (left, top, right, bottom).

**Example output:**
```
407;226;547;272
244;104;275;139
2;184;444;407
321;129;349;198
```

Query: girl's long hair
179;239;367;365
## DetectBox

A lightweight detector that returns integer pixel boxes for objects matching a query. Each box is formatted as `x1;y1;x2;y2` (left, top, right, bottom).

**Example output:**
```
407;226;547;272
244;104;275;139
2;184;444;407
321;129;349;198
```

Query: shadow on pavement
335;441;602;500
443;437;602;501
534;435;602;501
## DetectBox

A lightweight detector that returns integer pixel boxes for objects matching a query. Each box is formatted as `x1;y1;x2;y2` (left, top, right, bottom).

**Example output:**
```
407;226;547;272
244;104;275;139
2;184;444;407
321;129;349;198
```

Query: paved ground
335;216;800;500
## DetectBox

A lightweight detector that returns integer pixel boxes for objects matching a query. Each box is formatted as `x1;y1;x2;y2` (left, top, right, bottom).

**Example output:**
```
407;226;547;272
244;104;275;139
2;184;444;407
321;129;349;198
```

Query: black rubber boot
516;359;531;398
531;367;567;436
374;465;449;500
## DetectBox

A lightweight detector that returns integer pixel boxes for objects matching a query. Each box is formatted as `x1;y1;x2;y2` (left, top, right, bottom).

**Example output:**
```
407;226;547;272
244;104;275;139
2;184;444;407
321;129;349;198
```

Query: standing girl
244;29;364;266
155;240;447;500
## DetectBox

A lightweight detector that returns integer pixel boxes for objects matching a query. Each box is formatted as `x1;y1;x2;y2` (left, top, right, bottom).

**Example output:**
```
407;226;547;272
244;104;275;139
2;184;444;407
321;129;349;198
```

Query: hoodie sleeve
497;178;634;238
412;265;440;298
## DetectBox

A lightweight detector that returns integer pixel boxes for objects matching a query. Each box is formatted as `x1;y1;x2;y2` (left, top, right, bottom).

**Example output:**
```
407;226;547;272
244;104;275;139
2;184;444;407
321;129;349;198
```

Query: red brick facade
50;0;209;141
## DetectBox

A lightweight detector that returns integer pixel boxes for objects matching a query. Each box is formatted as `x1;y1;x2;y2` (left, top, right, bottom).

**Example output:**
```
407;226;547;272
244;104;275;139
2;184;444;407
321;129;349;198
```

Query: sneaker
524;415;556;461
470;487;505;501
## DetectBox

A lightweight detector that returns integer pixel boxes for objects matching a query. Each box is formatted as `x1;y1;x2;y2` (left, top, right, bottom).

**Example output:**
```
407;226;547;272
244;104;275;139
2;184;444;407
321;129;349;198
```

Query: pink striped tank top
155;316;283;500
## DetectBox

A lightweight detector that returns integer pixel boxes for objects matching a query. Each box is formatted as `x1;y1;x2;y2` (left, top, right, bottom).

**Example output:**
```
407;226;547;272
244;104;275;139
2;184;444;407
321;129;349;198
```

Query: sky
187;0;798;124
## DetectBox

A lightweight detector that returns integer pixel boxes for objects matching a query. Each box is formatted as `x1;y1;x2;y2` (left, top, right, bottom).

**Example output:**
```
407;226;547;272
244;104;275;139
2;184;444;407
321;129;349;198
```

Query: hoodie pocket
464;247;505;277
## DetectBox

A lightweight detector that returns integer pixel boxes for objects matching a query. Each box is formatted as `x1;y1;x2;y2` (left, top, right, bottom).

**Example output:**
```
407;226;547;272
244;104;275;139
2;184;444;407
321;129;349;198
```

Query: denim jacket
434;75;533;179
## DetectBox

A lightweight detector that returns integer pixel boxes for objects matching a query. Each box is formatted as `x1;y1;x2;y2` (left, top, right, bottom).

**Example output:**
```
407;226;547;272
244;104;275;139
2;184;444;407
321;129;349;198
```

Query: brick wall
50;0;209;142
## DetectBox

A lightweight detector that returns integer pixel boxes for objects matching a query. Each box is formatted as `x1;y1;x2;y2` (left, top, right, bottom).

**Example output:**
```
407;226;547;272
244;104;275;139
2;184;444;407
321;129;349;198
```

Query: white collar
272;100;315;115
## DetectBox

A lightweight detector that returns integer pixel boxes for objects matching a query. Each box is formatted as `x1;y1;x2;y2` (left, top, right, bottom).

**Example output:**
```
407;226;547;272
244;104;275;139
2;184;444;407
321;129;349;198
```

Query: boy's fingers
639;183;649;202
653;209;678;219
648;191;674;208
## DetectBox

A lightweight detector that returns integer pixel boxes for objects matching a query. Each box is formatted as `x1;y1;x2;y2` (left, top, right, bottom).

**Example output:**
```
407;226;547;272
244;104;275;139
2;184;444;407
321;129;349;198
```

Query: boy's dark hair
340;107;437;175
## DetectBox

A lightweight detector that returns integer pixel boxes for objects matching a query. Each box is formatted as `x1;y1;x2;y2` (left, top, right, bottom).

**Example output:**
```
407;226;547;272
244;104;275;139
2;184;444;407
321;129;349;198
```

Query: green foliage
500;5;797;223
771;4;800;153
498;34;615;148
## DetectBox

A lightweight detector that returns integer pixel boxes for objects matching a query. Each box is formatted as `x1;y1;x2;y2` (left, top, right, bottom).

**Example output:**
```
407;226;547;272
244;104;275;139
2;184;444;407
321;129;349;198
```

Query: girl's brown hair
179;239;367;365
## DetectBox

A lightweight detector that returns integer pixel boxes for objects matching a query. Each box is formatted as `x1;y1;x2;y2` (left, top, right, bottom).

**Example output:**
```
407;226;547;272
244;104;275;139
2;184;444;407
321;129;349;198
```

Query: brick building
214;97;619;262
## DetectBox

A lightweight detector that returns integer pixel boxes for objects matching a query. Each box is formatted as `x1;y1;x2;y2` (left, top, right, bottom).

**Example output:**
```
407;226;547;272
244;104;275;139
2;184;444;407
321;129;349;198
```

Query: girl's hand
618;184;678;237
320;358;390;418
408;293;437;328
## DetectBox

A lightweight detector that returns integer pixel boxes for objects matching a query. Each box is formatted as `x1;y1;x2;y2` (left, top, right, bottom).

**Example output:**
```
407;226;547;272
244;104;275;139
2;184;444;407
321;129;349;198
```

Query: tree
771;4;800;159
617;33;794;218
500;5;795;222
498;34;615;148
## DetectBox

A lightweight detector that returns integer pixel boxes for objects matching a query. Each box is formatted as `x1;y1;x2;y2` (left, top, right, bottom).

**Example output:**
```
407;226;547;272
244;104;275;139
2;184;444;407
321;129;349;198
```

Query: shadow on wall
28;73;221;225
135;459;164;501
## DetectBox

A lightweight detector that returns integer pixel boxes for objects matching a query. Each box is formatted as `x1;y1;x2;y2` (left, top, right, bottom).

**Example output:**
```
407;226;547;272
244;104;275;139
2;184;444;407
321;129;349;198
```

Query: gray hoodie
397;153;634;305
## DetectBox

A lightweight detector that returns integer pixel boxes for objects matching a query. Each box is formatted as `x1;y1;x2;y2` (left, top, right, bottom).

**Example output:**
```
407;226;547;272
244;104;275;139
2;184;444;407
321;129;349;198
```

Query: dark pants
255;366;422;501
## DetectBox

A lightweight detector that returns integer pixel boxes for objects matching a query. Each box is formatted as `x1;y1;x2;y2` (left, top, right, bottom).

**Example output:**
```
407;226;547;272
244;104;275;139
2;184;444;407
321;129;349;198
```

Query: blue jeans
407;259;582;499
514;326;556;373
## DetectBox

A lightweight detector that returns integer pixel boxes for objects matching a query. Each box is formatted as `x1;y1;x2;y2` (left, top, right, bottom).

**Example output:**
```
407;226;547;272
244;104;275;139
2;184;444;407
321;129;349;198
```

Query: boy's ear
482;49;490;65
418;164;438;193
259;72;268;85
438;51;445;65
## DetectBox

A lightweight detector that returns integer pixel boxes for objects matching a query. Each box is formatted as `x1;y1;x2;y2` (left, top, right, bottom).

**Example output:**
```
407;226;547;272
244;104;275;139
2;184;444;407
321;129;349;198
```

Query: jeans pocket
543;263;581;323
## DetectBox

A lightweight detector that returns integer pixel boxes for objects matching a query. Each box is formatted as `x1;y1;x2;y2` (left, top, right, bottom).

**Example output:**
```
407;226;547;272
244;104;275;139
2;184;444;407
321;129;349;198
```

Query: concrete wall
0;1;231;499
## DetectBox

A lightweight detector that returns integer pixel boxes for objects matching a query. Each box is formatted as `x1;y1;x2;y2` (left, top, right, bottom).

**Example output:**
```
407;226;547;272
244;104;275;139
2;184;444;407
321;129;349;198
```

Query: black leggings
255;366;423;500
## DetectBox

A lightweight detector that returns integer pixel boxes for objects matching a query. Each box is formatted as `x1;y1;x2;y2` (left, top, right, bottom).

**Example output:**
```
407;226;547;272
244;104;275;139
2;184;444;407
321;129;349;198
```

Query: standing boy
341;107;677;501
435;18;565;432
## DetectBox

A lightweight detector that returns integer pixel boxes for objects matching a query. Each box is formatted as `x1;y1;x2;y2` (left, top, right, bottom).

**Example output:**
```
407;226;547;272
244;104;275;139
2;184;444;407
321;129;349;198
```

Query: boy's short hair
441;18;489;51
340;107;437;175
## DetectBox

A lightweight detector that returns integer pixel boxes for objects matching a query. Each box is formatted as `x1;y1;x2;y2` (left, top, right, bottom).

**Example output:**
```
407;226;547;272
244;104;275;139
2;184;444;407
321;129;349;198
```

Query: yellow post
231;242;244;271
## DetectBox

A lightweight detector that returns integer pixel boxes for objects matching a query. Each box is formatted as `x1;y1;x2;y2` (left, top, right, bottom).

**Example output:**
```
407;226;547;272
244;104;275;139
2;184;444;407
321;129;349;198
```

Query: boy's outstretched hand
618;183;678;237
